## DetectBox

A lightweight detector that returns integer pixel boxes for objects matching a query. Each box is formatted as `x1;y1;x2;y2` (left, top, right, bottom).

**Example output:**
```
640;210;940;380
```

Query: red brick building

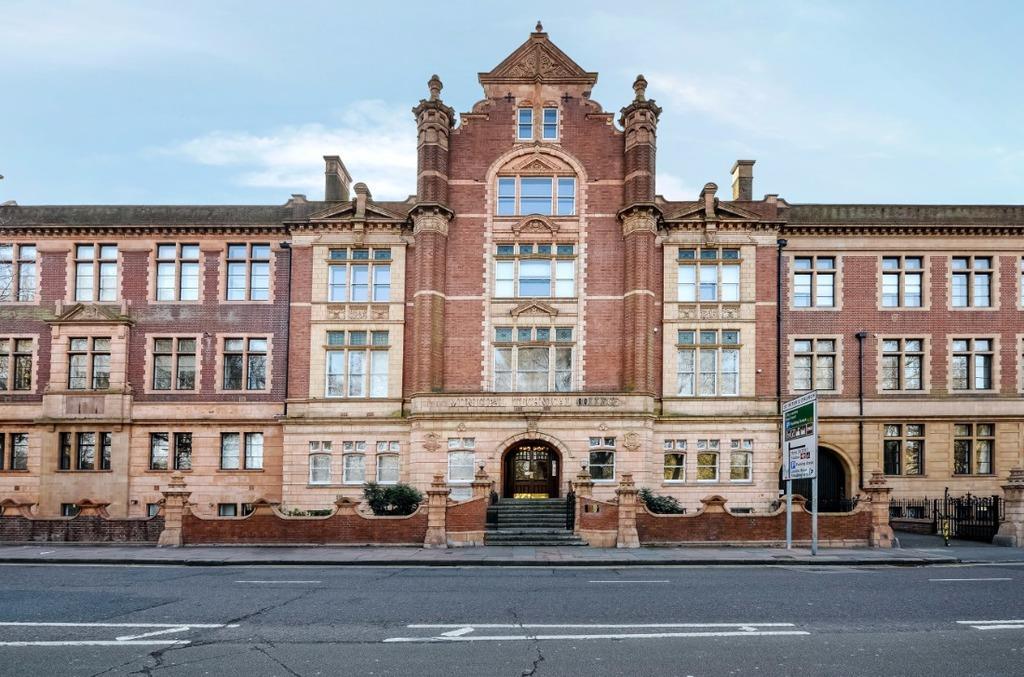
1;27;1022;517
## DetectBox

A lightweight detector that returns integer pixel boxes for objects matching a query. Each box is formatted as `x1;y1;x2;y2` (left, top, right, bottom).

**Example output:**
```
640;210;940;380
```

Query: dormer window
517;108;533;140
496;176;576;216
542;108;558;139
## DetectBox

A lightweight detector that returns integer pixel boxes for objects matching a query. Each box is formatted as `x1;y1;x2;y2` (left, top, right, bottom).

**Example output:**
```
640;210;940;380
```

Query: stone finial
428;74;443;101
632;74;648;102
535;20;544;32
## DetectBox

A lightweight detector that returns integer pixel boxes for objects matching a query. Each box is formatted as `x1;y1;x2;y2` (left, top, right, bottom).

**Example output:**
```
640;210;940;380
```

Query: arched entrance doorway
502;441;561;499
779;447;850;512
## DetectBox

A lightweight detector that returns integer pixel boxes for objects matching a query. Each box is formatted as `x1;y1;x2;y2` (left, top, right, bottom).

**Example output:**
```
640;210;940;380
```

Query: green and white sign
782;391;817;481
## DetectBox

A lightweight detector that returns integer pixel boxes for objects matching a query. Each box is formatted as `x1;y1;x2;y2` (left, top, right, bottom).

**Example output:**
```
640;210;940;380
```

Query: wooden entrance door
504;444;559;498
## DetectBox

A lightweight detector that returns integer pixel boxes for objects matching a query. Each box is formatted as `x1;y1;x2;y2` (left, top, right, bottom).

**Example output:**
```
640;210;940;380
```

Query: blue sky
1;0;1021;206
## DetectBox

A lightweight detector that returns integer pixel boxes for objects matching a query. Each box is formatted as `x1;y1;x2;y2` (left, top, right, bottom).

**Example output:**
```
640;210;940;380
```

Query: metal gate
890;491;1002;543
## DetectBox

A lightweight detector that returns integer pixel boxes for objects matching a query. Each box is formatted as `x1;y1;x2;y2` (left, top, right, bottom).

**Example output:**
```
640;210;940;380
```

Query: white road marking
0;640;190;647
0;621;239;647
957;620;1024;631
115;627;190;641
235;580;322;584
929;578;1012;582
0;622;237;628
588;580;670;584
386;622;808;643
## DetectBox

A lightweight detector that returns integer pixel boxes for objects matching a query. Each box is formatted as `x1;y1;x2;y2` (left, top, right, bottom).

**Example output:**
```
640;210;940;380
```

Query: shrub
638;488;686;514
363;483;424;516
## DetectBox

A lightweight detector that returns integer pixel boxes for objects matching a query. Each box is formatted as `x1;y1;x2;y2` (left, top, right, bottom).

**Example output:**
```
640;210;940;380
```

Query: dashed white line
929;578;1012;582
588;580;670;584
957;619;1024;631
386;622;809;643
234;580;322;584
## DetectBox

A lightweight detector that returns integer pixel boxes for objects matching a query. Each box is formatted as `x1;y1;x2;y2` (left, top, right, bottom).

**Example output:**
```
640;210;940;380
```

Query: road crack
510;608;545;677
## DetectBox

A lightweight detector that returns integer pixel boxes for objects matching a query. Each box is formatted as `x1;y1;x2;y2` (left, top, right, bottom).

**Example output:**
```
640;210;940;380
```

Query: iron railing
889;492;1002;543
565;490;576;531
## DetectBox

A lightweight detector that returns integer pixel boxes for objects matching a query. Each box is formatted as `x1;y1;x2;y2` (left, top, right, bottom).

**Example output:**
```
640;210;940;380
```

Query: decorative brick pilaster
863;471;894;549
994;468;1024;548
158;473;192;547
615;473;641;548
572;470;595;533
424;472;450;548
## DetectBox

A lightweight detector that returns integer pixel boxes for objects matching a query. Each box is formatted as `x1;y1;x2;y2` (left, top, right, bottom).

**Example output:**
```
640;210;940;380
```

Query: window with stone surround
588;437;615;482
0;243;37;302
951;256;992;308
68;337;111;390
74;244;118;302
325;330;389;398
0;433;28;471
152;337;197;391
448;437;476;500
218;503;238;517
496;176;576;216
676;330;740;397
881;256;923;307
729;439;753;482
881;339;923;391
328;247;391;302
542;107;558;139
951;338;993;390
59;432;111;471
309;440;333;485
677;248;740;303
517;108;533;140
225;243;270;301
342;441;367;484
883;424;925;476
376;441;400;484
149;432;191;471
155;243;201;301
696;439;720;482
954;423;994;475
220;432;263;470
792;338;836;391
0;337;33;391
663;439;686;482
494;243;575;299
493;325;573;392
222;337;268;391
792;256;835;308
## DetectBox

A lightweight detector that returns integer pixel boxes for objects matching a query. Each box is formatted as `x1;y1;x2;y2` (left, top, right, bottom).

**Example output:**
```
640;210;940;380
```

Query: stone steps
485;499;585;546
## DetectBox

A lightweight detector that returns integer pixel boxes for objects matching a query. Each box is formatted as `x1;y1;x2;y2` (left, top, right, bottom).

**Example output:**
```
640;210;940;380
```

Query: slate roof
785;203;1024;225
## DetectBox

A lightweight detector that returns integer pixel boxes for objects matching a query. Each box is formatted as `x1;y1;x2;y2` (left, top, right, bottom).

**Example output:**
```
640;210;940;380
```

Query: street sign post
782;391;818;554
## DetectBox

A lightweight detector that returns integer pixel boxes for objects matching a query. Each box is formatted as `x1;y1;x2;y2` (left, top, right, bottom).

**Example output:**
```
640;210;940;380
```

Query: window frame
324;330;390;398
663;439;686;483
950;337;995;392
147;432;191;471
225;243;271;302
880;256;924;309
220;432;265;470
587;436;616;482
375;441;401;484
541;107;558;140
150;336;198;392
67;337;111;391
221;336;269;392
880;338;924;392
953;423;995;476
493;243;576;299
950;255;993;309
327;247;392;303
493;325;574;392
447;437;476;494
494;176;577;216
790;255;837;309
0;432;29;471
882;423;925;476
516;107;534;140
0;336;34;392
676;248;742;303
675;329;741;397
73;243;118;303
0;243;37;303
791;337;838;393
154;243;201;302
729;439;753;483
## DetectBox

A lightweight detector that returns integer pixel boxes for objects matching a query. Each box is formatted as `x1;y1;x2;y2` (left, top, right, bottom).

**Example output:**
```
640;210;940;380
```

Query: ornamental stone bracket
411;205;452;237
994;467;1024;548
619;207;659;237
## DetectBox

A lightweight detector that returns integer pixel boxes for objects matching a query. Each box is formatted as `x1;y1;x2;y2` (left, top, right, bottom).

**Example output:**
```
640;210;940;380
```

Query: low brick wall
182;503;428;545
578;497;618;547
637;498;872;547
0;514;164;543
446;497;488;546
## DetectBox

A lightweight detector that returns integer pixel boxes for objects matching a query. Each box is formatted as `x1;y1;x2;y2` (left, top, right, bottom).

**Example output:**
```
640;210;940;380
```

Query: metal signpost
782;391;818;554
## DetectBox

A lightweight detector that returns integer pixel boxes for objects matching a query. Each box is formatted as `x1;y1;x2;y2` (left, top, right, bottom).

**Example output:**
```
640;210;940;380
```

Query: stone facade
1;26;1023;519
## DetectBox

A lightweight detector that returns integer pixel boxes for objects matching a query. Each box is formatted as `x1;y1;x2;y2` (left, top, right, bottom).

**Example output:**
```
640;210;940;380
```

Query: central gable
478;23;598;97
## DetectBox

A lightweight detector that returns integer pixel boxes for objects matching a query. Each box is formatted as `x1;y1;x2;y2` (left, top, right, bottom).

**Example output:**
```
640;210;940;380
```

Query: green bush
363;483;424;516
638;488;686;514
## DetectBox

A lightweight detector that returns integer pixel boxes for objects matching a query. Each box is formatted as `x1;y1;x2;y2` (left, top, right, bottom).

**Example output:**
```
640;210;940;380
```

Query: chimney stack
324;155;352;202
730;159;755;201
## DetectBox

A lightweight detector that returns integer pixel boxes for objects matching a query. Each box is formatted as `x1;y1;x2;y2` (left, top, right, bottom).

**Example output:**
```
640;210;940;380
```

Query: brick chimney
324;155;352;202
731;159;754;201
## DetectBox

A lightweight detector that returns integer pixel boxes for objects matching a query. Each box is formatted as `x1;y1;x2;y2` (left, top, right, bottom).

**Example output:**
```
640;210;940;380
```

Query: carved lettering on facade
445;395;622;409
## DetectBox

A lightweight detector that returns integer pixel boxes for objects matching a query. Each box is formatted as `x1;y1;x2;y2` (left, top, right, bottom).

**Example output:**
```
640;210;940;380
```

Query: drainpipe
280;241;292;418
855;331;868;490
775;238;788;415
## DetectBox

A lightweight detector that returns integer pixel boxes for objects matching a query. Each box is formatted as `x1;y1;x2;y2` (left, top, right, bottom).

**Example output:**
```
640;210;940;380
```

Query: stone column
862;471;894;549
994;467;1024;548
471;467;493;500
615;473;641;549
572;470;594;532
158;473;192;547
424;472;450;548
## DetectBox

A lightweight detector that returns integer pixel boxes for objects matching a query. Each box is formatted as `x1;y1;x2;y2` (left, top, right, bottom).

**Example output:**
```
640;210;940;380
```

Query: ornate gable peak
510;300;558;318
505;151;572;174
48;302;133;325
479;27;598;88
512;215;560;235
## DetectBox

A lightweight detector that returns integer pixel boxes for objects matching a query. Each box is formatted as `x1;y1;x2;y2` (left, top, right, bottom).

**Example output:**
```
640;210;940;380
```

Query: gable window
493;325;573;392
0;337;33;391
325;330;389;398
156;243;201;301
881;339;923;391
1;433;29;471
223;337;267;391
542;108;558;139
677;248;740;303
792;256;835;307
58;431;111;471
676;330;740;397
587;437;615;481
883;424;924;476
954;423;994;475
495;176;576;216
0;244;37;302
68;337;110;390
494;243;575;298
793;338;836;391
152;337;197;391
696;439;720;482
517;108;533;140
663;439;686;482
328;248;391;302
74;244;118;302
309;440;333;484
226;243;270;301
881;256;923;307
951;256;991;308
376;441;400;484
951;338;993;391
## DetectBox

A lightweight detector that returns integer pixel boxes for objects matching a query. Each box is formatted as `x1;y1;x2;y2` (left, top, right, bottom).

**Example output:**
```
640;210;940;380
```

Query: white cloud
656;172;700;201
162;100;418;200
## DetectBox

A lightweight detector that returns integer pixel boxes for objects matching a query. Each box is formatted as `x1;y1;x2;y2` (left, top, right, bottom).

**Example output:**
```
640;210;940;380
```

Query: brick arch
497;432;570;499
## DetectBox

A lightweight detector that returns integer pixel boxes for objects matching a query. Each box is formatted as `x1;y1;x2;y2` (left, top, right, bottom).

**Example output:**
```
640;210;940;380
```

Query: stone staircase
484;498;587;546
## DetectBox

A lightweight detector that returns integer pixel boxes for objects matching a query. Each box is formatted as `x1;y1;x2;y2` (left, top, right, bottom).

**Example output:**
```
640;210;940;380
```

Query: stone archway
501;440;563;499
779;446;852;511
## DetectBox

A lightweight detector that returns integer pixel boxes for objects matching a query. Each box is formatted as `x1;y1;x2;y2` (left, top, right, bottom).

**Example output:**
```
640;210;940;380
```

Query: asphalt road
1;562;1023;676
